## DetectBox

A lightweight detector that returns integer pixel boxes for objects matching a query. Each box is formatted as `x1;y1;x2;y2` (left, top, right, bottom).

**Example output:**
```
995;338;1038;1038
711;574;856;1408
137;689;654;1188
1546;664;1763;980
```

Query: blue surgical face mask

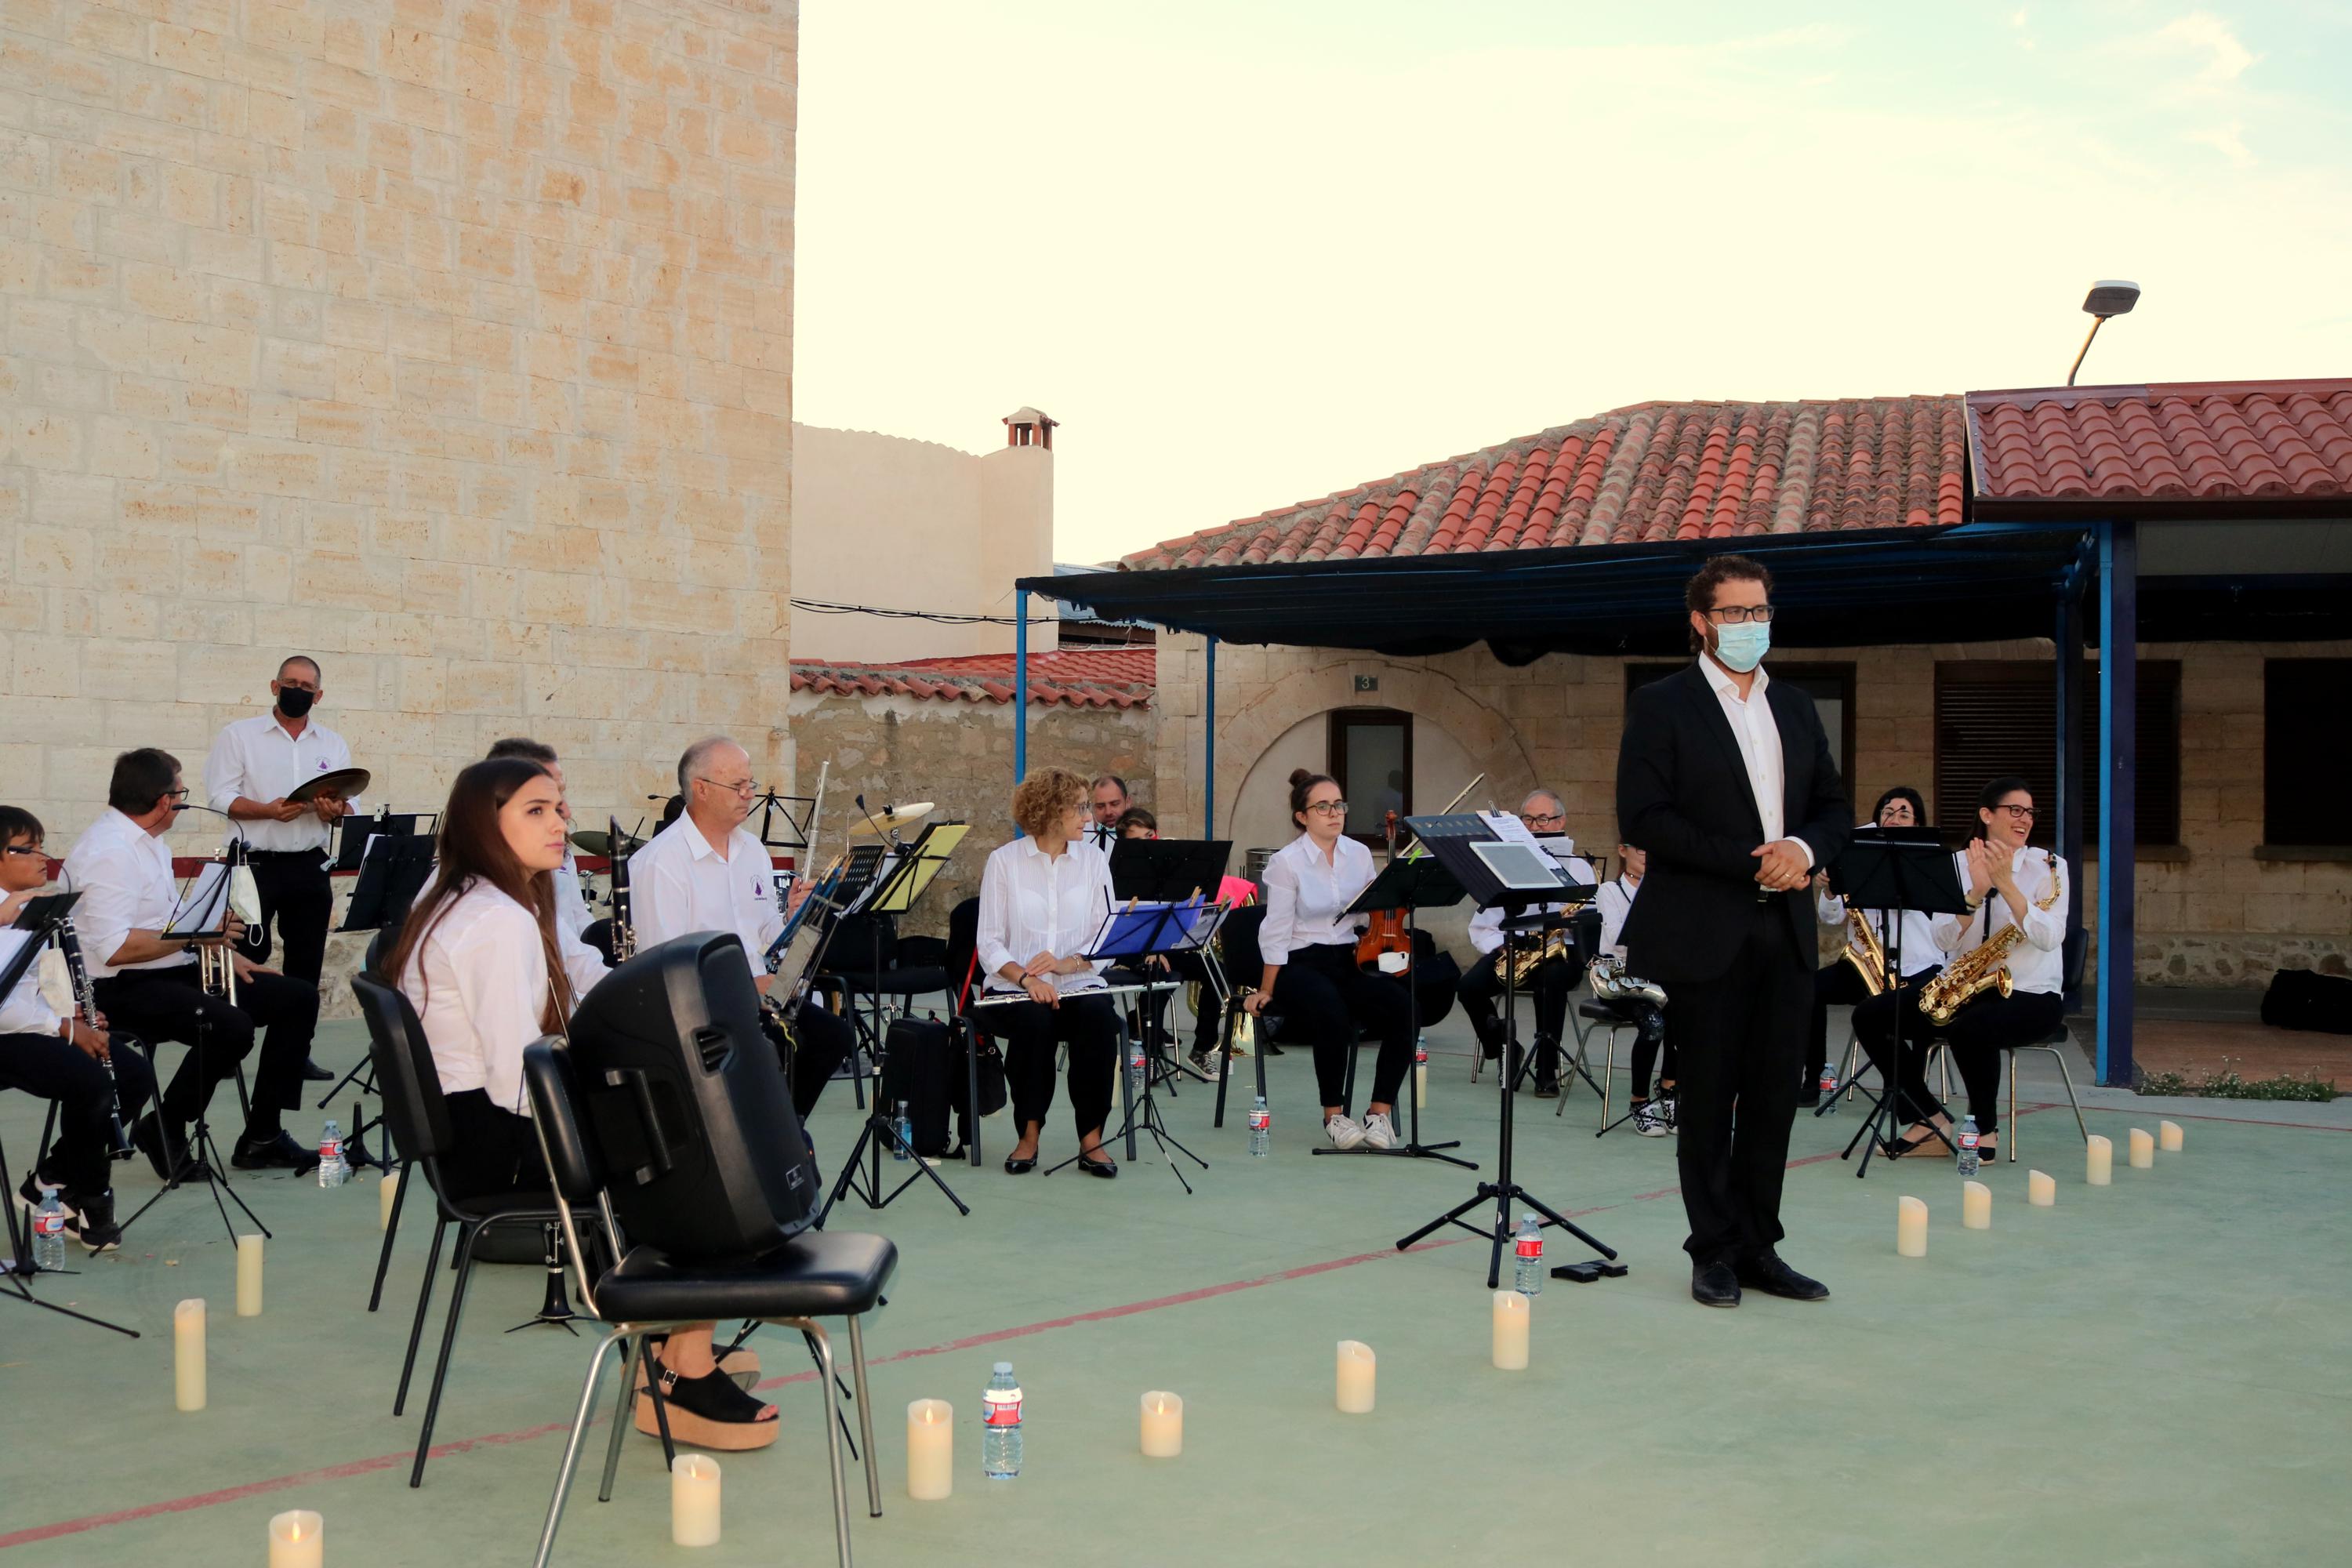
1711;622;1771;673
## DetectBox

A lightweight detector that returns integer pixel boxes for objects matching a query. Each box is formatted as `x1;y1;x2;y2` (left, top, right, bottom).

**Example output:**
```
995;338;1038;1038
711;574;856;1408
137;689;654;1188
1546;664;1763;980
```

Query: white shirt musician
1457;792;1595;1095
1593;844;1675;1131
1806;786;1947;1105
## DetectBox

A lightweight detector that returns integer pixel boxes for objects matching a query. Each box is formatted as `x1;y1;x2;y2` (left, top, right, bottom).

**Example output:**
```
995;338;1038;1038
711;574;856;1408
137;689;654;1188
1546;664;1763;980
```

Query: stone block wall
788;689;1154;938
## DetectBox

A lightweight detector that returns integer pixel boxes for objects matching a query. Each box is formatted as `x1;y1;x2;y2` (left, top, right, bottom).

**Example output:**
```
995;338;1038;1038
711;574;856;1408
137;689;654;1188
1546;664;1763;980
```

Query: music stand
321;816;437;1176
332;808;433;875
1109;837;1232;1086
1396;816;1621;1289
1828;828;1970;1177
1312;854;1476;1169
820;822;973;1221
784;843;887;1109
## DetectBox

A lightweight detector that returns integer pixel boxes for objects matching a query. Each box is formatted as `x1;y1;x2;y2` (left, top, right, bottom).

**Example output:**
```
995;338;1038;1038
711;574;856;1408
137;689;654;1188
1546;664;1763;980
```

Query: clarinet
608;815;635;962
54;917;136;1161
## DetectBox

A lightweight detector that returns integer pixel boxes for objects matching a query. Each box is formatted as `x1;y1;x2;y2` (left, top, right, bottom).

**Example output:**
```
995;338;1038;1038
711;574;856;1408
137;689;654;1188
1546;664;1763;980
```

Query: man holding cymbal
204;655;362;1083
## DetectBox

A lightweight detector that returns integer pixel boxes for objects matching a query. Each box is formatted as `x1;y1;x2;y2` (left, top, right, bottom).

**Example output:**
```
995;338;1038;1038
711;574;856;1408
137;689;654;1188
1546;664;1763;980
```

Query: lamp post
2066;280;2140;387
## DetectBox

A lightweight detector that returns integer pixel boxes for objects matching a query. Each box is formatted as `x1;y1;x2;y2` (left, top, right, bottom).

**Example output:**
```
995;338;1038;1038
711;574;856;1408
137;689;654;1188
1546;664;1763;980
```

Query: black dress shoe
1736;1250;1830;1302
1076;1154;1118;1179
300;1057;335;1083
1003;1154;1037;1174
1533;1073;1562;1099
233;1131;321;1174
1691;1260;1741;1308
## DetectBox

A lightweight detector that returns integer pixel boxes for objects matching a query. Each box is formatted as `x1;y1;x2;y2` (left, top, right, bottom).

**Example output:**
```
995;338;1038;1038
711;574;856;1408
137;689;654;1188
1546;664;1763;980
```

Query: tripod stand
1315;854;1475;1169
1393;822;1619;1288
1825;830;1970;1178
119;1000;271;1245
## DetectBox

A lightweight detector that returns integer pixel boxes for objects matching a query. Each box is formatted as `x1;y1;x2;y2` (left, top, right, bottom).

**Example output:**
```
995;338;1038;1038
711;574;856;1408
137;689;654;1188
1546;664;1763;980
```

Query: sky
793;2;2352;570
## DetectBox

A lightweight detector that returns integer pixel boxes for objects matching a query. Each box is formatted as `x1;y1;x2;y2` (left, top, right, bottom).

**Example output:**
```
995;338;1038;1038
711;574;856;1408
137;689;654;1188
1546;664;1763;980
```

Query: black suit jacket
1615;662;1852;984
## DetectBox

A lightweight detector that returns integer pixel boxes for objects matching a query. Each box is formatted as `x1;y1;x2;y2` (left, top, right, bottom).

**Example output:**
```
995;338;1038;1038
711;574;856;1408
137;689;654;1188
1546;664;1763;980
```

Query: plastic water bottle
1956;1116;1981;1178
1818;1060;1838;1110
31;1185;67;1271
1248;1095;1270;1157
892;1102;911;1161
318;1119;350;1188
1512;1214;1545;1294
982;1362;1022;1479
1414;1034;1428;1109
1127;1040;1147;1102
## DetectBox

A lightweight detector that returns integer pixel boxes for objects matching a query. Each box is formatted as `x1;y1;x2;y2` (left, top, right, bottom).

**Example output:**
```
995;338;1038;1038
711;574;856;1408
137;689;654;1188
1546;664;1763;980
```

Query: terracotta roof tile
790;648;1153;710
1966;379;2352;506
1122;396;1968;570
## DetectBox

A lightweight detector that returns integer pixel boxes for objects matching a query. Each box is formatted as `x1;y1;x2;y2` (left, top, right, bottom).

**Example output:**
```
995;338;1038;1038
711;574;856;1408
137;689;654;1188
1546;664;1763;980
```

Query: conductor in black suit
1617;555;1851;1308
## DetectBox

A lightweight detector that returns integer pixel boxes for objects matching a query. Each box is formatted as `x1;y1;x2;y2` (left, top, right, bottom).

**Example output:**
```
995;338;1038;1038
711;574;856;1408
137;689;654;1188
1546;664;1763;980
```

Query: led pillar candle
1140;1392;1184;1457
174;1298;206;1411
2086;1134;2113;1185
1896;1196;1928;1258
2028;1170;2056;1207
1335;1341;1376;1414
379;1169;401;1230
1962;1180;1991;1230
267;1510;322;1568
2129;1128;2155;1169
1490;1291;1529;1370
2159;1120;2183;1152
236;1234;264;1317
670;1454;721;1547
906;1400;953;1499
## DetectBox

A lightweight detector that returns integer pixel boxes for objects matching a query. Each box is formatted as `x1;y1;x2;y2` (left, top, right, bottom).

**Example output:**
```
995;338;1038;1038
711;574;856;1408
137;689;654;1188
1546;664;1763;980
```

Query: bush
2133;1057;2338;1102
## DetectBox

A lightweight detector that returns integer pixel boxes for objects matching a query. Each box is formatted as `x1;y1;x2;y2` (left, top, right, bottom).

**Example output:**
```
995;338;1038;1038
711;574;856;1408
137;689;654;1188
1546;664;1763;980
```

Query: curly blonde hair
1011;765;1088;839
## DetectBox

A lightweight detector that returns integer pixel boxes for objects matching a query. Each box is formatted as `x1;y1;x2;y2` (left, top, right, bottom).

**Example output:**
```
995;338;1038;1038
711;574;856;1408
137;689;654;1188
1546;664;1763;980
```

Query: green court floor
4;1018;2347;1567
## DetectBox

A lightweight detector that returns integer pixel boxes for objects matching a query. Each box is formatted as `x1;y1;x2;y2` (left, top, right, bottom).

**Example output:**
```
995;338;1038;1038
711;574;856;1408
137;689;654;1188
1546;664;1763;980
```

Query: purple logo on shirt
318;760;328;770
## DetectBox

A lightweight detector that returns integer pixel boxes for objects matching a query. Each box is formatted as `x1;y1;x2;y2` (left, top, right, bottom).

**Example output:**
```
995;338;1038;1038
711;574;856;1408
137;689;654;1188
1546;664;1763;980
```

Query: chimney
1003;405;1056;451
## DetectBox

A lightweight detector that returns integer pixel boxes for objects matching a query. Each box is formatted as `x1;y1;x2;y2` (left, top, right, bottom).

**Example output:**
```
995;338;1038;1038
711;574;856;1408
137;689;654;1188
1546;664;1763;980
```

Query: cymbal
567;829;643;858
848;801;935;837
289;767;371;805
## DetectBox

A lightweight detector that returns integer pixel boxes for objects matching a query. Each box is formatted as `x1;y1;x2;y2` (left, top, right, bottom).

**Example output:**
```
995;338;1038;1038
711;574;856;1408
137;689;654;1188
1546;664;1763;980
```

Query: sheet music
1478;810;1543;851
162;862;230;938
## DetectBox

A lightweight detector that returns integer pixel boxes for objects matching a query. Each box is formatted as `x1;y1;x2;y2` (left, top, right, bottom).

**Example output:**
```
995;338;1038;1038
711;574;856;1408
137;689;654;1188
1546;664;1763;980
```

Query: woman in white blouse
976;765;1122;1178
1242;770;1414;1151
389;759;780;1451
1854;775;2071;1160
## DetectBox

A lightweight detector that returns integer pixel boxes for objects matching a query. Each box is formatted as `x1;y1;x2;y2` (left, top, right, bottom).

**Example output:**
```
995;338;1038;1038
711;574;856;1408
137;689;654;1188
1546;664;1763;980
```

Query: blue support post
1203;636;1218;838
2055;575;2085;1010
1014;589;1029;801
2096;522;2136;1086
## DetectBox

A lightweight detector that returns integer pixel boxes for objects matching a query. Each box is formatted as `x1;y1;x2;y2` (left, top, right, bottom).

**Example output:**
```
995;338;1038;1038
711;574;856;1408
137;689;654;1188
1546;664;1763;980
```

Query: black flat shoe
1003;1154;1037;1174
300;1057;334;1083
1076;1154;1118;1179
1691;1260;1741;1308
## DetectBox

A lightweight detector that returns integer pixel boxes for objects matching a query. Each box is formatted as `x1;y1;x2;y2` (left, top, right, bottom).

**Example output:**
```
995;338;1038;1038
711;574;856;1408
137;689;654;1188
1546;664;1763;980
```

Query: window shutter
1935;661;2180;848
2265;660;2352;846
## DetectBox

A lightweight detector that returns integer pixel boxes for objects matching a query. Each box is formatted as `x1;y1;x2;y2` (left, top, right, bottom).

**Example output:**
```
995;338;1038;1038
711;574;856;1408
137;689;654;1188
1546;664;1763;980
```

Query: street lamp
2066;280;2141;387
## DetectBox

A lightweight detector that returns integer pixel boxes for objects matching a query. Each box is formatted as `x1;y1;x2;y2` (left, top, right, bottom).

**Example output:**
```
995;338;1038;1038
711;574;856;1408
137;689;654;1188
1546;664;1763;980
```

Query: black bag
1410;928;1461;1029
881;1016;958;1156
2260;968;2352;1035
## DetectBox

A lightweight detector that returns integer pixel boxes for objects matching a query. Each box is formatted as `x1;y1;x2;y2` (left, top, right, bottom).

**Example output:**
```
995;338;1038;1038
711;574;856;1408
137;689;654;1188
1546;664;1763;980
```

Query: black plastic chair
350;973;566;1489
521;1041;898;1568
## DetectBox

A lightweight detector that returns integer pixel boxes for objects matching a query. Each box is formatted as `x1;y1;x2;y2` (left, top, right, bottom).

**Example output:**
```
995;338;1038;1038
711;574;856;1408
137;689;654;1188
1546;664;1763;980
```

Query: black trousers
1613;1000;1671;1098
0;1031;157;1196
1808;960;1876;1078
1134;953;1218;1056
93;965;315;1137
1854;986;2063;1135
1663;903;1809;1266
437;1087;550;1204
1272;943;1414;1109
1458;950;1582;1072
762;1003;854;1119
992;993;1119;1140
234;851;329;1065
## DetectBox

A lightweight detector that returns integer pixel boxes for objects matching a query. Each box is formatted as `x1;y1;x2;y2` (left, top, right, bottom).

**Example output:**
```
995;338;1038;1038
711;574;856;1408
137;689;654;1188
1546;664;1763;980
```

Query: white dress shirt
976;834;1116;995
1468;839;1596;956
204;712;358;854
1929;847;2070;997
627;816;782;982
551;848;592;942
61;809;197;979
399;878;607;1116
0;929;67;1037
1595;876;1641;960
1817;888;1948;977
1257;833;1377;966
1697;655;1812;865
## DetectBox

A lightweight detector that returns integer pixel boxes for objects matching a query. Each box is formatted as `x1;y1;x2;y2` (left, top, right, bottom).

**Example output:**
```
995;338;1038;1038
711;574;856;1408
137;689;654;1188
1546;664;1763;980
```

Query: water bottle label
320;1136;342;1162
1819;1067;1837;1089
34;1212;64;1237
982;1391;1022;1425
1515;1234;1543;1261
1248;1109;1269;1131
1959;1132;1979;1149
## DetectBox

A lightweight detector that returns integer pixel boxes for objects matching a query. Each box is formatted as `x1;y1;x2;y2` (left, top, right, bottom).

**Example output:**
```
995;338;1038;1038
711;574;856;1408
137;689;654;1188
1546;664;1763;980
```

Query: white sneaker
1633;1101;1669;1138
1189;1047;1221;1080
1654;1094;1679;1134
1360;1112;1396;1151
1324;1113;1367;1151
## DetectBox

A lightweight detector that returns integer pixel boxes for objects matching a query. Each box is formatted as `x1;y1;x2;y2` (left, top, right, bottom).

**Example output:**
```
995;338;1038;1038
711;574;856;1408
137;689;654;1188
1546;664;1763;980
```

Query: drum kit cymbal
566;827;644;858
848;801;935;837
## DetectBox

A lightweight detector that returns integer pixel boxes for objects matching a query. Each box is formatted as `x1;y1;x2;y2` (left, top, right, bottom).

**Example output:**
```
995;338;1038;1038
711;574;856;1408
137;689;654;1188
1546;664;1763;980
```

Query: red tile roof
1967;379;2352;509
789;648;1154;709
1123;396;1968;570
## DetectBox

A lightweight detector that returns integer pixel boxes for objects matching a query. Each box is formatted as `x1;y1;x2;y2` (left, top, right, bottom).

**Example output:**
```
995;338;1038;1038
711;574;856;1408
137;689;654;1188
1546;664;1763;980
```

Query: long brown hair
387;758;575;1033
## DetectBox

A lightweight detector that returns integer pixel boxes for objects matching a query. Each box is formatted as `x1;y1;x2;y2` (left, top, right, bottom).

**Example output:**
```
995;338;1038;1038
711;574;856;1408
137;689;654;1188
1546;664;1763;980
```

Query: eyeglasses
1705;604;1775;624
2;844;45;858
167;787;190;800
696;777;760;798
1302;800;1350;817
1991;804;2037;820
1520;812;1566;827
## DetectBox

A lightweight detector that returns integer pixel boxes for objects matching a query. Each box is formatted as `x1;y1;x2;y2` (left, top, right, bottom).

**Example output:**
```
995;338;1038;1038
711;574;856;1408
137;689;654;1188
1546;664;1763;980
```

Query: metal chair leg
394;1218;448;1414
410;1221;484;1488
848;1314;882;1519
597;1332;645;1504
368;1160;410;1312
533;1328;629;1568
786;1317;855;1568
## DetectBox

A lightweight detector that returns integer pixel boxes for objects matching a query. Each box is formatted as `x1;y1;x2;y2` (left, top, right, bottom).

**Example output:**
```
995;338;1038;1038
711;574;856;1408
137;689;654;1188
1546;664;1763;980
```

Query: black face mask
277;687;316;719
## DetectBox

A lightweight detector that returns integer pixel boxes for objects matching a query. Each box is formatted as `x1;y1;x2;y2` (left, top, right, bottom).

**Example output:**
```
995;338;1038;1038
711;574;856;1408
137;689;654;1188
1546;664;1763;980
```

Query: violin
1355;809;1414;975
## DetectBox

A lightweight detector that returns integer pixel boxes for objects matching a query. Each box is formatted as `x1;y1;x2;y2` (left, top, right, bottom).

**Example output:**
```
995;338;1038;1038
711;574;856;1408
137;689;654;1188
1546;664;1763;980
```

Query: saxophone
1917;851;2062;1026
1840;907;1888;996
1505;924;1581;987
1587;953;1667;1008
